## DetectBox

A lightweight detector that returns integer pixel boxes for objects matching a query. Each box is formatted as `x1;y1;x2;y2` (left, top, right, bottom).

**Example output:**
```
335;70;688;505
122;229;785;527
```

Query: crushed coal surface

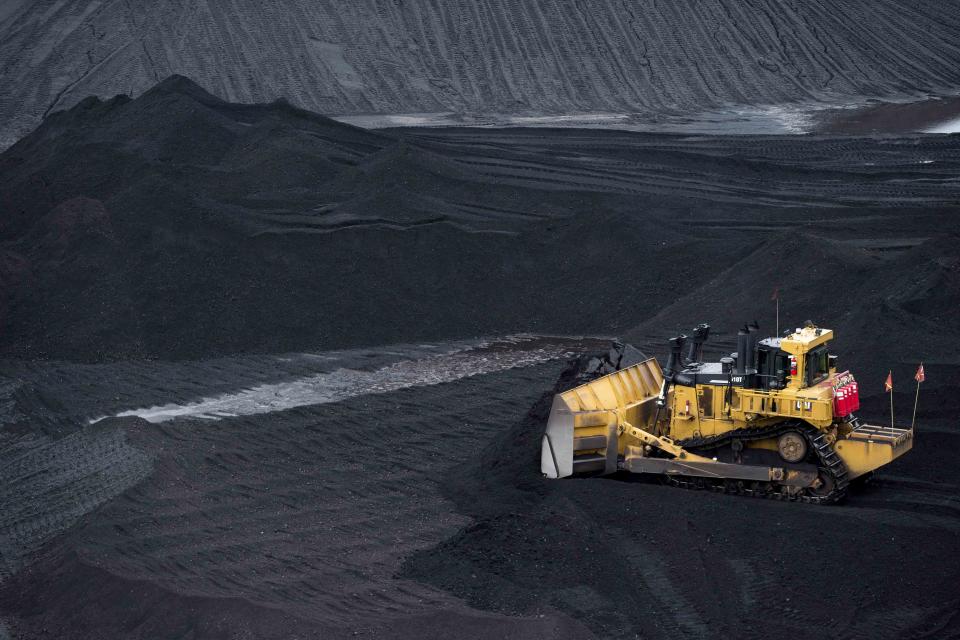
0;345;598;639
3;340;958;639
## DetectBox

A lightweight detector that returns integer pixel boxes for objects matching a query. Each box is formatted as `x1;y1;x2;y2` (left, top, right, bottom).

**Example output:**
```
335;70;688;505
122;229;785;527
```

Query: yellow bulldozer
541;322;913;503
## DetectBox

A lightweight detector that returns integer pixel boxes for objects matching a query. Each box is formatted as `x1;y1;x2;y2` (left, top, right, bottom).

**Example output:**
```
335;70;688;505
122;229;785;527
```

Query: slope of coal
3;0;960;147
0;78;662;359
2;77;960;362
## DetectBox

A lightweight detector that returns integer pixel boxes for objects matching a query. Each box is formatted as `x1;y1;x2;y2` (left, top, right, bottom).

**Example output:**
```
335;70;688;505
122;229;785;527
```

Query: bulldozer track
667;420;850;505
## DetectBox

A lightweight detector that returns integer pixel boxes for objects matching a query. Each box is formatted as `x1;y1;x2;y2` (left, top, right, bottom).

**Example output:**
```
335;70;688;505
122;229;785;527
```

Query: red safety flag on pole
886;370;895;430
771;287;779;301
912;363;924;429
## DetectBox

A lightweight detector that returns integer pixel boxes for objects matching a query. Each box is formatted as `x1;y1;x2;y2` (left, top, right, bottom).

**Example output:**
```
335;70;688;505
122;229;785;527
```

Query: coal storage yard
1;27;960;640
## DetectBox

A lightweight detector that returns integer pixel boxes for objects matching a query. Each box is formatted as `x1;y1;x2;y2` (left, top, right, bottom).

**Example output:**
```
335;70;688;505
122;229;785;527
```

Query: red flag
884;371;893;392
915;363;925;383
771;287;779;301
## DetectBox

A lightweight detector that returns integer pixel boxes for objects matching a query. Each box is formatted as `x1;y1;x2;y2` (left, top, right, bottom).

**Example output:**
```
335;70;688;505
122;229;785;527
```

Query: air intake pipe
683;323;711;365
664;335;686;379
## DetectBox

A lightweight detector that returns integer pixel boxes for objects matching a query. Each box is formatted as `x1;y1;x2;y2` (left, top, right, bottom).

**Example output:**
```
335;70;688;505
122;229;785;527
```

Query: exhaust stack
746;321;759;372
736;326;750;375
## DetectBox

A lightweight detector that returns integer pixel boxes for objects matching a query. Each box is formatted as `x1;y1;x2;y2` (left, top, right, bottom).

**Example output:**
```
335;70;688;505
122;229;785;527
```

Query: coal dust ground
1;78;959;639
1;342;958;640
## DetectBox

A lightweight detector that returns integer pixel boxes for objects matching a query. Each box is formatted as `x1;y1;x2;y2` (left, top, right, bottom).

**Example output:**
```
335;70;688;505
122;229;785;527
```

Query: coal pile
0;77;614;359
2;77;960;362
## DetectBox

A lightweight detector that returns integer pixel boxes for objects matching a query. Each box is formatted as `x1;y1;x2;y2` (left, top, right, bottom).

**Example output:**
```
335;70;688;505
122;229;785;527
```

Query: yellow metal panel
556;359;664;413
542;359;665;478
780;326;834;355
735;388;833;427
835;425;913;478
552;358;665;449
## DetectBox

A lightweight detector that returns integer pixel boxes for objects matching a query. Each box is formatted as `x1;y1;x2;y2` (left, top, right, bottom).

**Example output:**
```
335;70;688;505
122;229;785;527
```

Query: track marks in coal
407;129;960;208
0;425;152;581
844;477;960;526
618;540;709;639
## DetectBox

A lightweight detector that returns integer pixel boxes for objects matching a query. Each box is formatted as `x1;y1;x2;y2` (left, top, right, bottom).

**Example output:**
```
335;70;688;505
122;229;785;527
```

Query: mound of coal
4;1;960;147
0;77;668;359
3;76;960;363
402;357;960;640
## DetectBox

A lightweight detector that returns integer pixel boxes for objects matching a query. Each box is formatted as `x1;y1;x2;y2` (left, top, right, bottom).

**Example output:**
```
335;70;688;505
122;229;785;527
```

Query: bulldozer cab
755;331;833;391
778;325;835;390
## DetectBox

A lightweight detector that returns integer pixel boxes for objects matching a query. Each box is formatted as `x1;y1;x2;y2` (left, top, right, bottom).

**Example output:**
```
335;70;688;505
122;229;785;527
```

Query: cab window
806;347;830;385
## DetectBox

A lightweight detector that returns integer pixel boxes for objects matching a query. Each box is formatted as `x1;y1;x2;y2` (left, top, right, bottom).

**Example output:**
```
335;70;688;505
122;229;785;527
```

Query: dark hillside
3;0;960;146
2;77;959;361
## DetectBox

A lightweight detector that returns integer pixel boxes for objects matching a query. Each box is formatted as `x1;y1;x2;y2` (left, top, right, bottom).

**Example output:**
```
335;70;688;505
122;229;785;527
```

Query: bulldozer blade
542;358;664;479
